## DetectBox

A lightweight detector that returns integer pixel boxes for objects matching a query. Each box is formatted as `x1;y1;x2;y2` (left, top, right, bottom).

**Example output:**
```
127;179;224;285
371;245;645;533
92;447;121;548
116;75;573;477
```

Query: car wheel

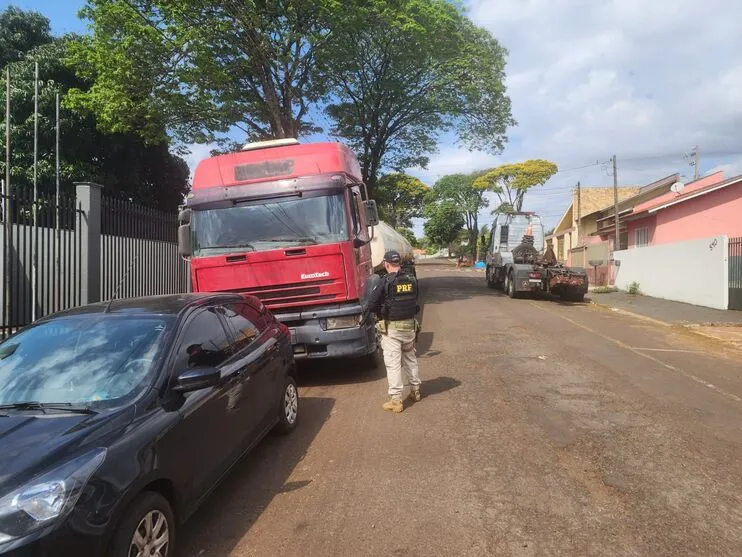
274;376;299;435
111;492;175;557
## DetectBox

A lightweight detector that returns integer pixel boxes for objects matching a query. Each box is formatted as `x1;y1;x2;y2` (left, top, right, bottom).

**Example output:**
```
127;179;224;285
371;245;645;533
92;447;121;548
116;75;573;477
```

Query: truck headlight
0;448;106;544
326;315;361;330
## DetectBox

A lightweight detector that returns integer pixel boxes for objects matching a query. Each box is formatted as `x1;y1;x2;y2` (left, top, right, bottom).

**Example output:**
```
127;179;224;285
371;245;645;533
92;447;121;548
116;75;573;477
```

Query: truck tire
486;266;496;289
507;272;518;299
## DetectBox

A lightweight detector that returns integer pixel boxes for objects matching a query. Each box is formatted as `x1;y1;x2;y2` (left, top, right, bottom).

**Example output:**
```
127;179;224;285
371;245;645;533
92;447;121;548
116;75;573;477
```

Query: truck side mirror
178;223;192;257
364;200;380;227
178;207;192;225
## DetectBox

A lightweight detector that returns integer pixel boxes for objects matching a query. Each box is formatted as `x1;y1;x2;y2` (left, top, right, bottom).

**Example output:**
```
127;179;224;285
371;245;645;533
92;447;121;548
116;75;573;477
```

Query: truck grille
238;278;345;307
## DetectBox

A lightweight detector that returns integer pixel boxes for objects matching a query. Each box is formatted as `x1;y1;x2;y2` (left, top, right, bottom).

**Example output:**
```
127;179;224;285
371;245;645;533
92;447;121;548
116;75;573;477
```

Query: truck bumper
513;269;543;292
273;303;377;360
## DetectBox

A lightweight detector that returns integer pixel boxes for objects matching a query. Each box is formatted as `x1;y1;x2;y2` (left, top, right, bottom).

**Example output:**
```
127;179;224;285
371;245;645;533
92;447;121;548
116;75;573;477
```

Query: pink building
624;172;742;248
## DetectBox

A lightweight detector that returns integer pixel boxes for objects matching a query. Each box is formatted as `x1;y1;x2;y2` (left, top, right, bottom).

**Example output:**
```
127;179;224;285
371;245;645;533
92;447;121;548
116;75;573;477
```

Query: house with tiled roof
546;185;641;265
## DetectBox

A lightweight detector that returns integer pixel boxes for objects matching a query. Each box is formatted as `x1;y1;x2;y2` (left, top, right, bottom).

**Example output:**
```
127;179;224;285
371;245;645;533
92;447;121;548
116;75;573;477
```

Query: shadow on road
297;355;385;387
422;376;461;397
179;396;335;556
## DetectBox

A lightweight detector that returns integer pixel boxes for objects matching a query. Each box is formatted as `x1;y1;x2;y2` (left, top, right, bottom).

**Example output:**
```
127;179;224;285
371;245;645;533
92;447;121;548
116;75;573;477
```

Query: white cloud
408;0;742;231
407;146;502;185
183;143;219;179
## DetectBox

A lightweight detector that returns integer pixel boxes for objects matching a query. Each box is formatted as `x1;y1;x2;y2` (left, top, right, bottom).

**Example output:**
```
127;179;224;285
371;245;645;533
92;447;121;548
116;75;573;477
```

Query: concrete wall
614;235;729;310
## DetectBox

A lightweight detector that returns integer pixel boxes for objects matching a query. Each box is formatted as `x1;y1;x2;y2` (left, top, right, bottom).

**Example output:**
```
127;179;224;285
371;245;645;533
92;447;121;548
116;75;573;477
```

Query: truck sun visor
234;159;295;181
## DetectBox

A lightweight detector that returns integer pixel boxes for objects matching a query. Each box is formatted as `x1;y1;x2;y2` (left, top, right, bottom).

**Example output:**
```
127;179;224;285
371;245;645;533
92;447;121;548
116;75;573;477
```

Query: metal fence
1;184;190;339
101;196;189;300
0;188;84;338
730;236;742;311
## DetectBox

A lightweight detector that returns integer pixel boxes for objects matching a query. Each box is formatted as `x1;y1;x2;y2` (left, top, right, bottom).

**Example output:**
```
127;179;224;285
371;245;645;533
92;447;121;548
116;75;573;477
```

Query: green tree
375;173;429;229
66;0;340;145
0;8;189;210
474;159;558;213
423;201;464;251
324;0;514;191
429;173;489;257
397;227;419;248
0;6;52;68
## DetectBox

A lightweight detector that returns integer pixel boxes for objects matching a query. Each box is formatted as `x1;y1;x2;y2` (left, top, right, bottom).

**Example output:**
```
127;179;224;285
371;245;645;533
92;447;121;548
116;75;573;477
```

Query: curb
588;300;742;352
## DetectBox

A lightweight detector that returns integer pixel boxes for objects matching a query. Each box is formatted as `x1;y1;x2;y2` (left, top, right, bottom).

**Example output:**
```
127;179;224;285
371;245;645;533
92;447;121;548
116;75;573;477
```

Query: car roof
42;293;250;320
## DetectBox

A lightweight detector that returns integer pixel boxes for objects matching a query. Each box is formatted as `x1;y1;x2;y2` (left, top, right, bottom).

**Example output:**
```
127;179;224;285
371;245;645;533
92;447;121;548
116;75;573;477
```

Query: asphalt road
180;265;742;557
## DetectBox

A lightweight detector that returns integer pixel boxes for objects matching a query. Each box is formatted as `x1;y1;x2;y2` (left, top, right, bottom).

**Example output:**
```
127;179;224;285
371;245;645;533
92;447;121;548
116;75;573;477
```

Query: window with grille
635;228;649;247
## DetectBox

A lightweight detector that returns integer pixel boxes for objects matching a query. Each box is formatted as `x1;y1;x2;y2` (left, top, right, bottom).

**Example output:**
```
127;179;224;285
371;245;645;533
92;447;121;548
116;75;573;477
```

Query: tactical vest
382;271;418;321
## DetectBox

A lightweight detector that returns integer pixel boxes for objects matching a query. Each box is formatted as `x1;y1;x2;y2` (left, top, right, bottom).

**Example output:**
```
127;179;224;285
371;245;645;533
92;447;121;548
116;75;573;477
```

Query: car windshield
0;314;173;407
191;192;349;255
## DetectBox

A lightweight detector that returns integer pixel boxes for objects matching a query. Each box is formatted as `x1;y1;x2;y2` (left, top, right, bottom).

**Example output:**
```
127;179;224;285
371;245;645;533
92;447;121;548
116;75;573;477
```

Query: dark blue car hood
0;406;135;493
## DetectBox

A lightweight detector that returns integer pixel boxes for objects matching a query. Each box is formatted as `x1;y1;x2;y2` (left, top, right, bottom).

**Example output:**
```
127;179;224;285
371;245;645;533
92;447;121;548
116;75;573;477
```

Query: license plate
529;279;541;283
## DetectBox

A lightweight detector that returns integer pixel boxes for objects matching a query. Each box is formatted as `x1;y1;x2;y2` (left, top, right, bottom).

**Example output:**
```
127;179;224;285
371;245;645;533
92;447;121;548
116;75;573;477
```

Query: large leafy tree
0;6;52;68
423;201;464;252
66;0;339;145
323;0;514;191
429;173;489;257
375;173;428;229
473;159;558;213
0;7;189;210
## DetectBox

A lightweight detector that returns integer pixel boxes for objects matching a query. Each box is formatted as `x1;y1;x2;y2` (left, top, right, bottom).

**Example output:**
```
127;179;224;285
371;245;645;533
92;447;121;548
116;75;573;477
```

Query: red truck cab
177;139;381;360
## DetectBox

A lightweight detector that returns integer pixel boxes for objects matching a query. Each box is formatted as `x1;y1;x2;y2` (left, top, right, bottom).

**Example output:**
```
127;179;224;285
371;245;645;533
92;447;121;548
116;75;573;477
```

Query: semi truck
177;138;413;361
485;212;589;301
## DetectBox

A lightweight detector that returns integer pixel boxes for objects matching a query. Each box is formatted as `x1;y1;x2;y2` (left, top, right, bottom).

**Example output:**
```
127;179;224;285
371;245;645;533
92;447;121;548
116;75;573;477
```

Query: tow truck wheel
486;266;496;289
507;273;518;299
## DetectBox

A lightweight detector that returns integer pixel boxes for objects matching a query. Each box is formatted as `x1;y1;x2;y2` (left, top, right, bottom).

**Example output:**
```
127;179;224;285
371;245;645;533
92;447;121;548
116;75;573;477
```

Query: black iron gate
730;237;742;311
1;189;83;339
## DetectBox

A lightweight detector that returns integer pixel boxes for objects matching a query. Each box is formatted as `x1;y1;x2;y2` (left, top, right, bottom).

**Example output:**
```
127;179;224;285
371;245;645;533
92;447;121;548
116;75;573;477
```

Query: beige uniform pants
380;328;421;400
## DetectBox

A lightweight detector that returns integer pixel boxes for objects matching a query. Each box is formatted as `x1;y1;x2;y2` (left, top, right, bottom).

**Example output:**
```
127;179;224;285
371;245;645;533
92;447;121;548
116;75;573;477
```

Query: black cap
383;250;402;264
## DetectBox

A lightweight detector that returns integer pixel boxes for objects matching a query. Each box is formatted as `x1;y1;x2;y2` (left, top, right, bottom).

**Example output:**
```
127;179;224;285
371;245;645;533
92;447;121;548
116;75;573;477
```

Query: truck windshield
191;192;349;256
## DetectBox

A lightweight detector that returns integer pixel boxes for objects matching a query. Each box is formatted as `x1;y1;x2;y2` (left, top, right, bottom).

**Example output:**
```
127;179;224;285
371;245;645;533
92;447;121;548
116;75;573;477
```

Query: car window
222;303;265;354
349;188;361;236
0;315;173;406
172;308;232;373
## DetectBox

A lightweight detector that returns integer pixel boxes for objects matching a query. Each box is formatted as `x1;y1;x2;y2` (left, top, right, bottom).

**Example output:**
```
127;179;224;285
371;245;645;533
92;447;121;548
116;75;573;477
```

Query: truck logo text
301;272;330;280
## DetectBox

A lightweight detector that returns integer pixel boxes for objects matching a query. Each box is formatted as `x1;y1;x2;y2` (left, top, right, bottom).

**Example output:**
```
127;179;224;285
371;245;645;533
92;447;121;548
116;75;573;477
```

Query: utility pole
693;145;699;180
4;68;11;334
55;92;61;313
612;155;620;251
576;181;581;242
32;61;38;321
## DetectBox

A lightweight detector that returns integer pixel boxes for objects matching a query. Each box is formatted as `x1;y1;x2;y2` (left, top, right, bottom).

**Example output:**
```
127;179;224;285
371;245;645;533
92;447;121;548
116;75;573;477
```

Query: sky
7;0;742;235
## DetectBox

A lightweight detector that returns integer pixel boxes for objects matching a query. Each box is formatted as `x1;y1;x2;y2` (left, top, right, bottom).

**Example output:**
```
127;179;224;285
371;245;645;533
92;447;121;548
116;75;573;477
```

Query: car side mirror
178;223;192;257
172;367;220;393
364;200;379;227
353;236;367;249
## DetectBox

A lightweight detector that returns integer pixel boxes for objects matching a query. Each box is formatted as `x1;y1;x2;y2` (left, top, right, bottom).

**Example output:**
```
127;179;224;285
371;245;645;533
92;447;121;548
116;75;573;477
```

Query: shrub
627;281;642;295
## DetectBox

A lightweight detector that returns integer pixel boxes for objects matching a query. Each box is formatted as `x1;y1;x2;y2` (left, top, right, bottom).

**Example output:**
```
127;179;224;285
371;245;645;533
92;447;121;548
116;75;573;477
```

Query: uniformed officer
368;250;422;413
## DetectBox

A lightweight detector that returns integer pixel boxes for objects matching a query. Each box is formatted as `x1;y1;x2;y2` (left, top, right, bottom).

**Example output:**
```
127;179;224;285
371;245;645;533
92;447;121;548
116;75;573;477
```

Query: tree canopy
428;172;489;257
375;173;429;229
473;159;558;213
0;7;189;210
423;201;464;251
66;0;339;145
67;0;514;193
324;0;514;190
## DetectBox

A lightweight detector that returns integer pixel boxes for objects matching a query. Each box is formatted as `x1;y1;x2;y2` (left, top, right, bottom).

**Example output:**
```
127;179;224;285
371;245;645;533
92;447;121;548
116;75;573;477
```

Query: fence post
76;182;103;304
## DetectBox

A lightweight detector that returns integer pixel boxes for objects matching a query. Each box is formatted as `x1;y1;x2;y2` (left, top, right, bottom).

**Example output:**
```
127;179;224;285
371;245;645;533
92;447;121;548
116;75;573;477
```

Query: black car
0;293;299;556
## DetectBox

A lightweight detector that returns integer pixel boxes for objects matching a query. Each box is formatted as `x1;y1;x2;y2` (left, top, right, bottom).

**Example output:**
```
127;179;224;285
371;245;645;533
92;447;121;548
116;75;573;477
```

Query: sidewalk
589;291;742;350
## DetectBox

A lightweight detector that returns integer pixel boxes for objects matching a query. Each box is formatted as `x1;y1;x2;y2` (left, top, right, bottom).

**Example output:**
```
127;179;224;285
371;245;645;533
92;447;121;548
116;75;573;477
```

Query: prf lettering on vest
395;283;413;294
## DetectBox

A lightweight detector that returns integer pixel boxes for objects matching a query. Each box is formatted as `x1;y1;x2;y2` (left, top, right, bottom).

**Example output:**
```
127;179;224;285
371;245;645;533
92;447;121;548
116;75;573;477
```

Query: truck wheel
507;273;518;299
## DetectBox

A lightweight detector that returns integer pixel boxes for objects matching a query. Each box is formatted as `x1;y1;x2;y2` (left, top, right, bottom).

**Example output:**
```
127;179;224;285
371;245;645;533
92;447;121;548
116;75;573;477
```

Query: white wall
614;235;729;310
